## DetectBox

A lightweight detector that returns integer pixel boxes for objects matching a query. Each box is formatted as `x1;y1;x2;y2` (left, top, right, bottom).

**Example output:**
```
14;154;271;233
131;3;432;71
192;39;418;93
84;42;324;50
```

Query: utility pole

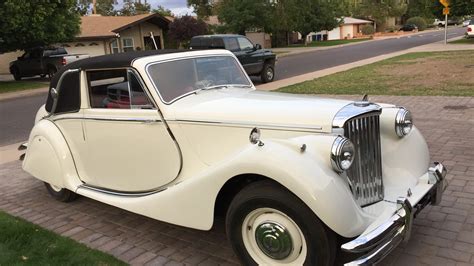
93;0;97;14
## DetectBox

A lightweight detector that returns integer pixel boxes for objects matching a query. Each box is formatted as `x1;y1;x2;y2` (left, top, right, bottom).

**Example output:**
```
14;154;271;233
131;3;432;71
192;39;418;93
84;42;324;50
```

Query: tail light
468;27;472;32
62;58;67;65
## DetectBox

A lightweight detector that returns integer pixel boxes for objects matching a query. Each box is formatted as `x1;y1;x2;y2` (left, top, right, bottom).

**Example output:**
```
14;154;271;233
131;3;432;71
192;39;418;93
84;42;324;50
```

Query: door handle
141;119;160;124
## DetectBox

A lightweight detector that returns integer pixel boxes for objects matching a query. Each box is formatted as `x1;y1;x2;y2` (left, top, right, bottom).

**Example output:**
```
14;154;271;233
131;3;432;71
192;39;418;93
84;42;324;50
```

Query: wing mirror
255;44;262;50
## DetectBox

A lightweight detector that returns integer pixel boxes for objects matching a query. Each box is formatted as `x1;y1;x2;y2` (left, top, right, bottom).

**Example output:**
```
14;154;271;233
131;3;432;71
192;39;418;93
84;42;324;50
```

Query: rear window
45;71;81;114
43;48;67;56
190;37;225;49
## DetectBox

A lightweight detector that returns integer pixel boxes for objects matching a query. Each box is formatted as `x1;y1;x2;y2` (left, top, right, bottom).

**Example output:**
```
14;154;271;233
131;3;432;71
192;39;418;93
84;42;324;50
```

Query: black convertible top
50;49;188;89
45;49;189;112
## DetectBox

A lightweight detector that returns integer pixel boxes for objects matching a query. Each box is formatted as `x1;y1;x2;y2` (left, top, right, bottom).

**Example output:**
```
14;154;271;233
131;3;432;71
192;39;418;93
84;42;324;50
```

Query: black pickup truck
9;47;89;80
190;34;276;83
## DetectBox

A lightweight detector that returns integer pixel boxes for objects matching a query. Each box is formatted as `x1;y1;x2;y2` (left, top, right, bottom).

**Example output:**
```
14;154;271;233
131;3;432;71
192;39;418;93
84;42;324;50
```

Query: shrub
406;17;427;31
361;25;375;35
385;26;398;33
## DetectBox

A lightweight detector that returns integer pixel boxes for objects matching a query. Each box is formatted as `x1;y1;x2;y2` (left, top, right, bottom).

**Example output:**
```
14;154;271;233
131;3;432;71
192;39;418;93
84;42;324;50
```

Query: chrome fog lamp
395;108;413;137
331;136;355;173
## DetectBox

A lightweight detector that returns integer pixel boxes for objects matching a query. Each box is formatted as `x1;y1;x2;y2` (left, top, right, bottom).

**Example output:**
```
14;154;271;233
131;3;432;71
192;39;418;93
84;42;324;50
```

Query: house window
122;38;134;52
110;39;119;54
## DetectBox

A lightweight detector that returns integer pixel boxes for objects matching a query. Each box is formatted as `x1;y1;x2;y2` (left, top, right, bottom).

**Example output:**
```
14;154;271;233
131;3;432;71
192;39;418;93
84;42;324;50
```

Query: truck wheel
47;66;57;79
44;182;78;202
226;181;336;266
260;63;275;83
11;67;21;81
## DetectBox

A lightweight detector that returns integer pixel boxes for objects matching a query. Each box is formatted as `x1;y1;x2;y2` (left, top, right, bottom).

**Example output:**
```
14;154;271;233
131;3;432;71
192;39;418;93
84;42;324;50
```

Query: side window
237;37;254;51
224;38;240;52
87;69;154;109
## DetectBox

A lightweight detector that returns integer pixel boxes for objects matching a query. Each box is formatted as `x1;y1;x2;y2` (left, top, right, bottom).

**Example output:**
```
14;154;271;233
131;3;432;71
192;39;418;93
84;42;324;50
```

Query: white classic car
20;49;447;265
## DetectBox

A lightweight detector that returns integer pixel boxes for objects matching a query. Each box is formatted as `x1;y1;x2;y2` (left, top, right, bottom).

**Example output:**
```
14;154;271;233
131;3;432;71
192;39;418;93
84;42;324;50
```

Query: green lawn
0;81;47;94
0;211;125;265
285;38;371;48
450;37;474;44
278;50;474;96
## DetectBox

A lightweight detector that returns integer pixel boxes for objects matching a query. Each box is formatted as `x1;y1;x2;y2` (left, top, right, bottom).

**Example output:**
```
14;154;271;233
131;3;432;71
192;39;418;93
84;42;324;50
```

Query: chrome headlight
395;108;413;137
331;136;355;173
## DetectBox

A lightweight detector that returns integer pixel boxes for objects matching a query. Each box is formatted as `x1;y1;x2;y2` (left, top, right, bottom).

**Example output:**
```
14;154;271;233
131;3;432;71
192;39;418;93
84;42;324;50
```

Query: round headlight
331;136;355;173
395;108;413;137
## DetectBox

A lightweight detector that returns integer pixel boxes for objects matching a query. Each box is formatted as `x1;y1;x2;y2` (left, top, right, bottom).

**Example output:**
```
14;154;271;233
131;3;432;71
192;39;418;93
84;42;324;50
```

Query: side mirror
255;44;262;50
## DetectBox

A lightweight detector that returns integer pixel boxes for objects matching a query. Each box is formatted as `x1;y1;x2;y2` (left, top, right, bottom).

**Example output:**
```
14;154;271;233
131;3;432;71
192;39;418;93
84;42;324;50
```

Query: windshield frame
145;54;253;105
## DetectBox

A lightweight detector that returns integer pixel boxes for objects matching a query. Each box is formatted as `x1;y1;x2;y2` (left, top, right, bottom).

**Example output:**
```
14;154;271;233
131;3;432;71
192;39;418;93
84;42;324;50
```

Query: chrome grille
344;114;383;206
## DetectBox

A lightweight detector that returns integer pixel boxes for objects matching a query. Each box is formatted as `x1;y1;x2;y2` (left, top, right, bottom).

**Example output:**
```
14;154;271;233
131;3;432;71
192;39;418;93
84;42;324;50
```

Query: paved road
0;27;466;146
275;27;466;80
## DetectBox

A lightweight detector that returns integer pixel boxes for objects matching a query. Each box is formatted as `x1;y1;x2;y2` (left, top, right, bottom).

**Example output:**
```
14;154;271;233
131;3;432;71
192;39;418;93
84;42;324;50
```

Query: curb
0;87;49;101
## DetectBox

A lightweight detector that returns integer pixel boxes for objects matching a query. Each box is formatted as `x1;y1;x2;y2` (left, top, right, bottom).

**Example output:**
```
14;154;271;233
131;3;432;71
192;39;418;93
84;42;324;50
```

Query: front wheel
260;63;275;83
44;182;78;202
226;181;336;265
11;67;21;81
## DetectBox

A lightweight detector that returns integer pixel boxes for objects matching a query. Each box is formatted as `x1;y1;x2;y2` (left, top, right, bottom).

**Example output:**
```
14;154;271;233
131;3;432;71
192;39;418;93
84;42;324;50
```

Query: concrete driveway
0;95;473;265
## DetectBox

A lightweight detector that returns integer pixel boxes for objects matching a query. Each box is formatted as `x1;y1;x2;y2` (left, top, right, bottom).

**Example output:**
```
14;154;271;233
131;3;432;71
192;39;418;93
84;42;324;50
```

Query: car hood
167;88;353;133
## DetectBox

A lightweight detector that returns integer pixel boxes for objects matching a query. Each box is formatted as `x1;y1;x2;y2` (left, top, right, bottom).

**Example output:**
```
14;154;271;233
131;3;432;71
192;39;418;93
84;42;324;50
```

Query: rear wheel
226;181;336;265
260;63;275;83
11;67;21;81
44;182;78;202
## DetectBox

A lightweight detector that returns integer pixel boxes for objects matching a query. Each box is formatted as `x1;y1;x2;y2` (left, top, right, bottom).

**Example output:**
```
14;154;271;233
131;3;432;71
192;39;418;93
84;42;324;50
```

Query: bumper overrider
342;162;447;265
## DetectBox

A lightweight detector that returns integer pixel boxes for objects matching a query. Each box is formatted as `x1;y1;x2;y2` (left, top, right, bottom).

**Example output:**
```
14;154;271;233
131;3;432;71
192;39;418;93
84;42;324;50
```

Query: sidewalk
257;36;474;91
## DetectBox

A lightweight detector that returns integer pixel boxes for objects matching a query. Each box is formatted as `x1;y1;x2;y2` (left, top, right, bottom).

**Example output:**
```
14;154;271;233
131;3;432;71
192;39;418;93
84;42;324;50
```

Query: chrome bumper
342;162;447;265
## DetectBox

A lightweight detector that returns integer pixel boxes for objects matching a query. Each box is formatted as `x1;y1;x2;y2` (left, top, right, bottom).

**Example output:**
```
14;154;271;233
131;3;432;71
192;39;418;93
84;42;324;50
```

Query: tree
355;0;407;31
119;0;150;16
216;0;272;35
405;0;435;19
187;0;214;19
293;0;342;45
76;0;117;16
168;15;208;48
153;5;173;17
0;0;80;53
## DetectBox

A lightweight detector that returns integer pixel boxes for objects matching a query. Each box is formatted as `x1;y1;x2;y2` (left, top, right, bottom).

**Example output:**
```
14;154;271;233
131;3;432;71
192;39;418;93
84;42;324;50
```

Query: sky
115;0;195;16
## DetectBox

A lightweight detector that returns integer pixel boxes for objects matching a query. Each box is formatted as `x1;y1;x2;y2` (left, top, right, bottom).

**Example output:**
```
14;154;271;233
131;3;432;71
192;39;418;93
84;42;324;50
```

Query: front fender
23;119;82;190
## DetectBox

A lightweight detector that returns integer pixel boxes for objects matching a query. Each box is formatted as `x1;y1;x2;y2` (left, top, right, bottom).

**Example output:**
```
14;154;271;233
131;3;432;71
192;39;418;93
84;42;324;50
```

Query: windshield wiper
203;84;229;90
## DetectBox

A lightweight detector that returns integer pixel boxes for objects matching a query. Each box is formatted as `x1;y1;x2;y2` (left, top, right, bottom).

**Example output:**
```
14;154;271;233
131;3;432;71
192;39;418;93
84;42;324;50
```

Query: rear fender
22;119;82;190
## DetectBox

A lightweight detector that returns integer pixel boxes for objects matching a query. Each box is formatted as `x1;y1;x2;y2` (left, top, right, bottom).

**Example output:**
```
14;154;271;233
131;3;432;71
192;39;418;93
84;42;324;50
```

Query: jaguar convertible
20;49;446;265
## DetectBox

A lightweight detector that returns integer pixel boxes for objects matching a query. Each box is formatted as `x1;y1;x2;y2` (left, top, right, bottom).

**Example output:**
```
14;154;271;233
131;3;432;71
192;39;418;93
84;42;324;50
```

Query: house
0;13;170;74
307;17;373;43
62;13;170;56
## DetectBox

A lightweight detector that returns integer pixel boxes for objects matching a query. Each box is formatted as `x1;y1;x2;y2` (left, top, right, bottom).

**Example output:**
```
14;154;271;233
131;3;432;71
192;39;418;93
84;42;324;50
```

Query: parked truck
9;47;89;80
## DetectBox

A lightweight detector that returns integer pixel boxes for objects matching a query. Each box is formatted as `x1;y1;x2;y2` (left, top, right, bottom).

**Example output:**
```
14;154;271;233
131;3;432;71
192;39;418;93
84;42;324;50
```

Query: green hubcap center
255;222;293;260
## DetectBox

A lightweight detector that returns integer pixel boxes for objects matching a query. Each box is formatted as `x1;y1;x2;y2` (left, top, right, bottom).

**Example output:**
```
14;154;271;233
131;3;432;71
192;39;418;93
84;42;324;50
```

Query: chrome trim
330;136;354;173
144;54;254;105
343;163;447;265
343;197;413;265
52;116;162;123
173;119;324;132
78;184;166;197
395;108;413;137
332;102;382;129
344;114;384;206
429;162;447;205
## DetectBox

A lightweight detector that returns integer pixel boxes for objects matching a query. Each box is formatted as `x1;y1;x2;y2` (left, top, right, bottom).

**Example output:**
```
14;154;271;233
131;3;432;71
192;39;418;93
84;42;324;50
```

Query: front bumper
342;162;447;265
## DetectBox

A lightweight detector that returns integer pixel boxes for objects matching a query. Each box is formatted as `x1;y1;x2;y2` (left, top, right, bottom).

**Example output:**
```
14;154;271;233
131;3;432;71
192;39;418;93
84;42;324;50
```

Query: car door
236;37;263;75
79;68;181;192
28;49;43;75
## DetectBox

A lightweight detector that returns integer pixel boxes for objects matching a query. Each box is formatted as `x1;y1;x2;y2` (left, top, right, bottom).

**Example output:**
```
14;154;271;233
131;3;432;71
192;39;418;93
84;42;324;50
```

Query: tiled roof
78;13;168;39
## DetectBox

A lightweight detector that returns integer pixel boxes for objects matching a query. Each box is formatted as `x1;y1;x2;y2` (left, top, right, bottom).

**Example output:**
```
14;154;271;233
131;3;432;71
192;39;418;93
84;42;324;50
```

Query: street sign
439;0;450;7
443;7;450;15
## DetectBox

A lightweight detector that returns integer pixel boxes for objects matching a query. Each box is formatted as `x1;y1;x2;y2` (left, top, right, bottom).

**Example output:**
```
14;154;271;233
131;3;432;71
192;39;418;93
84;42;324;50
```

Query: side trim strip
77;184;166;197
53;116;162;123
170;119;324;132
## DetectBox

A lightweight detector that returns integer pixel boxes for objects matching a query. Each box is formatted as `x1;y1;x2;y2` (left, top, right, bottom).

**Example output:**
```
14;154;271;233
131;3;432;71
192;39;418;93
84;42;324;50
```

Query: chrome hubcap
255;222;293;260
266;68;274;80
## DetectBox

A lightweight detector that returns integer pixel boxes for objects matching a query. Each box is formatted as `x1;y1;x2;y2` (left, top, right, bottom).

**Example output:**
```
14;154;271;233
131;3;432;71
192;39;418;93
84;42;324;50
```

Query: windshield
147;56;251;103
